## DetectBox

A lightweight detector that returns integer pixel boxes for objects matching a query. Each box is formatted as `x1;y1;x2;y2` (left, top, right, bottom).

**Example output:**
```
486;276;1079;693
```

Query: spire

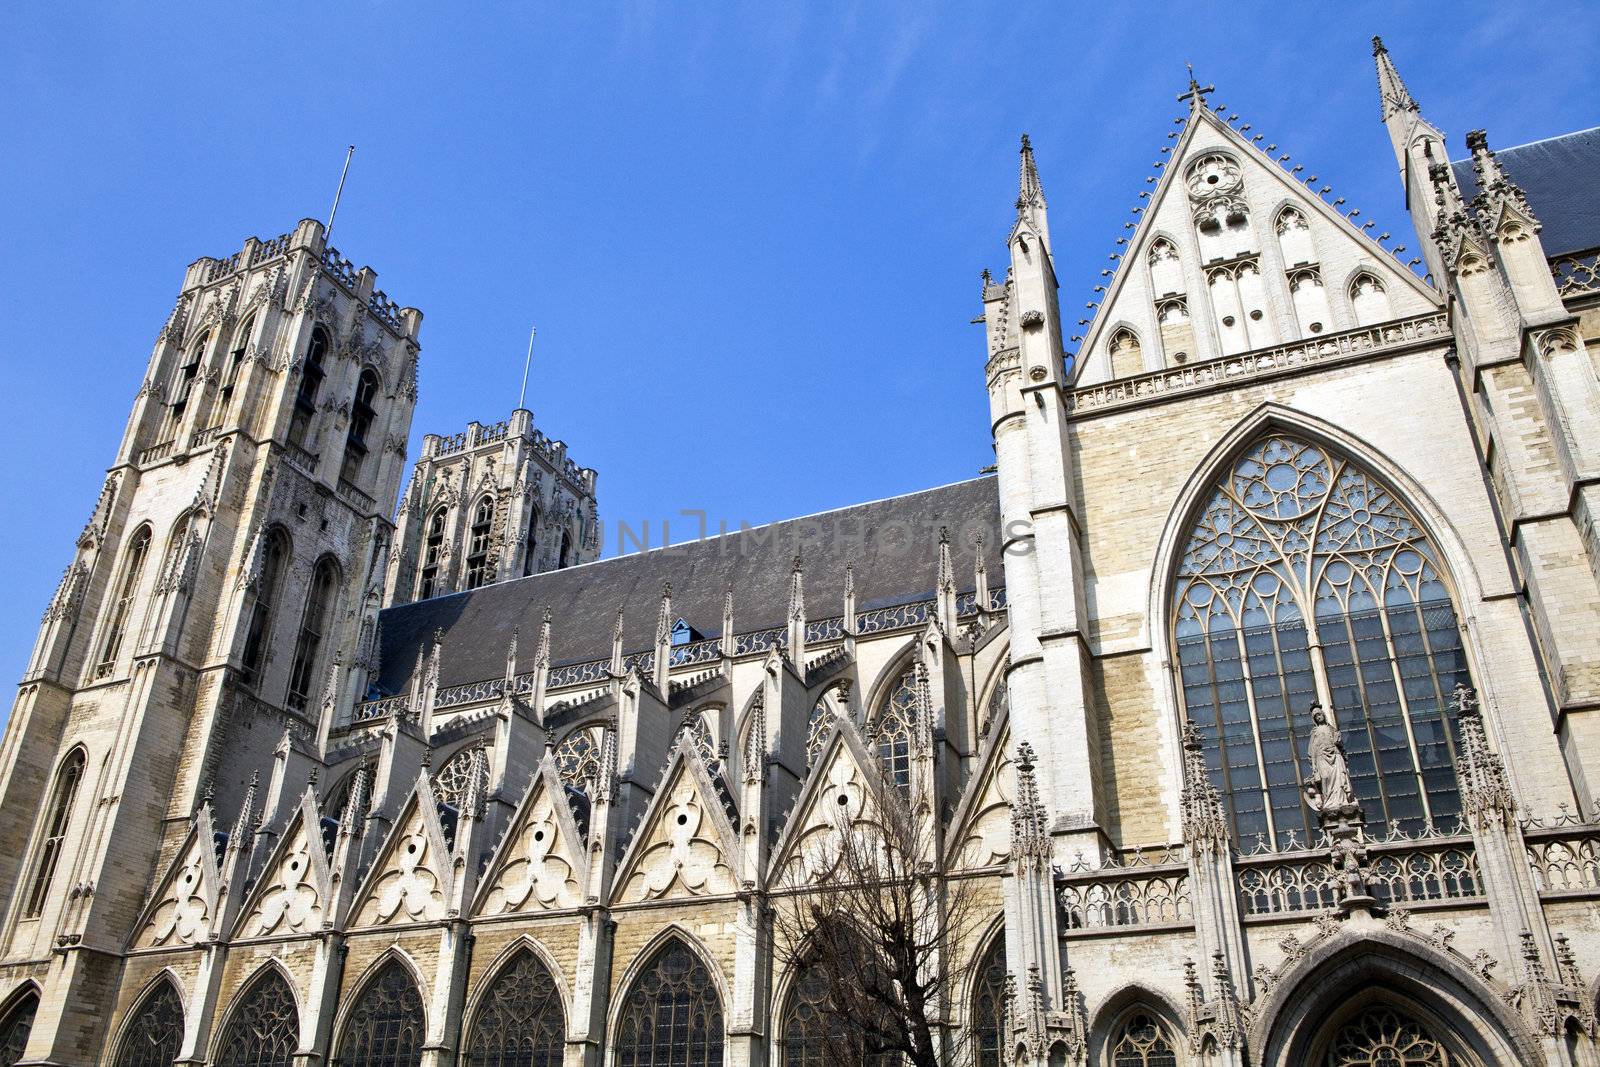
1009;742;1051;870
785;556;806;666
1466;128;1539;227
843;559;857;648
936;527;956;632
1013;134;1051;251
610;604;625;676
535;608;552;669
1180;718;1229;847
653;583;673;694
503;626;520;687
1372;36;1418;120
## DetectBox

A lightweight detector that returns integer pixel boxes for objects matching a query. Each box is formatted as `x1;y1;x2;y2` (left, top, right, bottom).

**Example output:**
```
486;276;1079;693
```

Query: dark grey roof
1451;127;1600;257
377;476;1003;694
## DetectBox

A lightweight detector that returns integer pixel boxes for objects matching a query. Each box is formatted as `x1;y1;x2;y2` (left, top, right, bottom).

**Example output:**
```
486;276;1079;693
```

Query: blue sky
2;3;1597;691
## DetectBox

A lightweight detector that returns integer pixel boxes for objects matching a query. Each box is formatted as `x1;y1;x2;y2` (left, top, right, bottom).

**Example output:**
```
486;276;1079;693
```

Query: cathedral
3;37;1600;1067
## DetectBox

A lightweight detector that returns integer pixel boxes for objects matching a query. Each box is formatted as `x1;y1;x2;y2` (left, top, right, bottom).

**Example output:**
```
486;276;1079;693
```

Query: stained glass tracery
1174;433;1469;847
339;961;425;1067
464;949;565;1067
555;727;603;795
615;939;723;1067
1110;1011;1178;1067
1325;1005;1449;1067
971;937;1006;1067
217;970;299;1067
114;981;183;1067
873;667;918;792
0;991;37;1067
432;743;487;808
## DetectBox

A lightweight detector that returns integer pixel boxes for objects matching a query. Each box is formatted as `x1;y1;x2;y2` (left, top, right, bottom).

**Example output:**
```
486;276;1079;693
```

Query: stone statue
1303;704;1357;814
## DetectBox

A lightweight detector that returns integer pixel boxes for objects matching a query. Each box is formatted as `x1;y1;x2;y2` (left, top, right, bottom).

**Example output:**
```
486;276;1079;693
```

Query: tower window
419;508;447;599
522;508;540;577
557;529;572;569
95;526;152;678
217;315;254;423
165;332;209;439
240;529;289;686
23;748;86;919
288;327;330;450
285;557;338;710
340;370;381;485
464;496;494;590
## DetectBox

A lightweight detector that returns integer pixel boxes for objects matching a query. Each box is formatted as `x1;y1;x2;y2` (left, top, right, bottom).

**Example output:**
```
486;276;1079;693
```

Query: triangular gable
131;806;222;949
766;717;891;888
234;791;334;939
349;774;452;927
611;739;741;905
1072;103;1439;386
943;711;1013;870
474;757;587;915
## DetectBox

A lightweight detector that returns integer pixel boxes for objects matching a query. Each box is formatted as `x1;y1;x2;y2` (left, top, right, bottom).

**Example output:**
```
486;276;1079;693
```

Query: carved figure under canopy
1304;705;1357;814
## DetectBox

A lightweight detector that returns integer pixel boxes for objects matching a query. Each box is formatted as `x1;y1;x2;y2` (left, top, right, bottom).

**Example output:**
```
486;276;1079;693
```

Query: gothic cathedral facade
2;39;1599;1067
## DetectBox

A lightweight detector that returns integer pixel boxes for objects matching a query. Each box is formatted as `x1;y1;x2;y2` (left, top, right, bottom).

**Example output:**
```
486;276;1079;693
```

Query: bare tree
771;761;988;1067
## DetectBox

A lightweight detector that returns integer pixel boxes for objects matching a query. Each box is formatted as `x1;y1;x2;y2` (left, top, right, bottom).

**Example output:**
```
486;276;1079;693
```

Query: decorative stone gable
613;746;739;904
132;814;220;949
769;723;885;887
477;767;586;914
352;782;452;927
948;723;1014;869
238;800;332;938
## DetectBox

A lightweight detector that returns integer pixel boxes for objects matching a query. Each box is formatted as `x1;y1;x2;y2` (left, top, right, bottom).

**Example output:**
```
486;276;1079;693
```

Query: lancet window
1108;328;1144;379
1108;1011;1178;1067
677;712;720;777
24;748;86;919
0;991;37;1067
872;665;919;792
614;939;724;1067
1350;273;1392;327
289;327;329;449
113;981;183;1067
217;313;255;420
522;508;540;576
286;557;338;710
1276;207;1315;267
432;744;486;808
1172;432;1468;848
165;331;208;437
95;525;151;677
464;949;565;1067
216;969;299;1067
341;369;381;485
338;961;425;1067
971;937;1006;1067
419;509;447;599
555;727;604;795
241;528;289;686
465;496;494;590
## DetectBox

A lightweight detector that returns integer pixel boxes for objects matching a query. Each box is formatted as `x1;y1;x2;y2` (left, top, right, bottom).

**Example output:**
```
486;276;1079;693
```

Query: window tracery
339;961;425;1067
1173;432;1468;847
114;982;183;1067
342;369;380;485
1288;269;1331;337
1276;208;1315;267
1324;1005;1448;1067
1109;329;1144;379
96;526;151;677
0;992;37;1067
25;749;85;918
1109;1011;1177;1067
241;528;289;686
465;496;494;590
555;727;603;795
432;744;487;808
1350;274;1392;326
972;937;1006;1067
1148;239;1184;296
217;970;299;1067
677;713;720;777
614;939;724;1067
464;949;565;1067
420;509;447;599
286;558;338;711
873;665;918;792
289;327;328;449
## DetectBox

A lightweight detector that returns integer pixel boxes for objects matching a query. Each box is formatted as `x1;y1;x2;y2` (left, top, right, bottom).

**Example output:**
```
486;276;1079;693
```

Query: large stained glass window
114;981;183;1067
1325;1005;1448;1067
971;937;1006;1067
1173;433;1469;847
217;969;299;1067
464;949;565;1067
615;939;723;1067
872;666;918;793
339;961;425;1067
0;991;37;1067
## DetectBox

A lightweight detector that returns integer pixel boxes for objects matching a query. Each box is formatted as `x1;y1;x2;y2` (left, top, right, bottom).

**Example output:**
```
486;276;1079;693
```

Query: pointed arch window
338;961;424;1067
971;937;1007;1067
1350;274;1392;327
0;990;37;1067
1108;329;1144;380
522;508;541;577
218;314;255;422
676;712;720;777
24;748;86;918
289;327;330;449
95;526;151;678
1172;432;1469;848
557;529;573;569
806;689;847;770
1148;239;1184;297
1288;269;1332;338
614;939;724;1067
432;743;488;808
285;558;338;710
554;727;603;796
464;948;565;1067
465;496;495;590
241;529;290;686
872;665;918;793
113;981;183;1067
1276;208;1316;268
1324;1005;1448;1067
166;331;209;438
419;509;447;599
217;969;299;1067
341;370;381;486
1109;1011;1178;1067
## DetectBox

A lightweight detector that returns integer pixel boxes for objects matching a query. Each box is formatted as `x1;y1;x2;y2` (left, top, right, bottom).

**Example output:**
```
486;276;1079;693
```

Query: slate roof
1451;127;1600;257
376;475;1004;695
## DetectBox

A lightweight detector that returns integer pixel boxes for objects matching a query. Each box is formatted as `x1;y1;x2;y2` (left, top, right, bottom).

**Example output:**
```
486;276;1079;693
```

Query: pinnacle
1373;35;1418;119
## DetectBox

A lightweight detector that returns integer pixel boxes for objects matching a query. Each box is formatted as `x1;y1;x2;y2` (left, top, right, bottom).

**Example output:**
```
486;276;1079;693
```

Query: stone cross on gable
1178;63;1215;106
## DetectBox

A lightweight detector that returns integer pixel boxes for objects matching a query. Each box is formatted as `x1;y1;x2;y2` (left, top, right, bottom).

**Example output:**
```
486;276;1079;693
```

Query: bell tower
0;219;422;1066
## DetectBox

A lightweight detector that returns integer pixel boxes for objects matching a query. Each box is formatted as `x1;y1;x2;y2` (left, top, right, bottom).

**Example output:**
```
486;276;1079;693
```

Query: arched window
288;327;330;449
872;665;918;793
432;744;487;808
158;512;196;602
805;692;839;770
285;558;339;711
0;989;37;1067
419;509;447;600
95;526;152;677
241;529;290;686
1323;1004;1448;1067
464;948;565;1067
166;332;209;437
1108;1010;1178;1067
114;980;183;1067
557;529;573;570
676;712;720;777
1108;329;1144;379
341;370;381;486
779;923;898;1067
1289;270;1332;337
465;497;495;590
554;727;603;797
24;749;86;918
1276;208;1315;268
614;939;724;1067
338;961;424;1067
1148;239;1184;296
1350;274;1392;327
218;314;255;422
971;937;1006;1067
216;969;299;1067
522;508;541;577
1173;432;1468;847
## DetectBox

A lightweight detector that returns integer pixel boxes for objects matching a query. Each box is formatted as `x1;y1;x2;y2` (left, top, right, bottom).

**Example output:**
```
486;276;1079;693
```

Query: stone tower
384;408;599;606
0;219;421;1064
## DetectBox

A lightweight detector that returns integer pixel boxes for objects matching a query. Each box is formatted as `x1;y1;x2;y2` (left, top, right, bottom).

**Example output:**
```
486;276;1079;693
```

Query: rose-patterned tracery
871;667;918;793
431;743;487;808
1325;1005;1448;1067
1174;433;1469;847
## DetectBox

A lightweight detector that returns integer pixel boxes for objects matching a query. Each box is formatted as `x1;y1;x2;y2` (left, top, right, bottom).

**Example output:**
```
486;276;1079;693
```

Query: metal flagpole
325;145;356;246
518;326;537;411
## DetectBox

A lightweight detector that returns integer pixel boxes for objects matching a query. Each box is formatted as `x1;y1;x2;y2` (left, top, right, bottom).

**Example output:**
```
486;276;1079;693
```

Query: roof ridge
1449;125;1600;163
